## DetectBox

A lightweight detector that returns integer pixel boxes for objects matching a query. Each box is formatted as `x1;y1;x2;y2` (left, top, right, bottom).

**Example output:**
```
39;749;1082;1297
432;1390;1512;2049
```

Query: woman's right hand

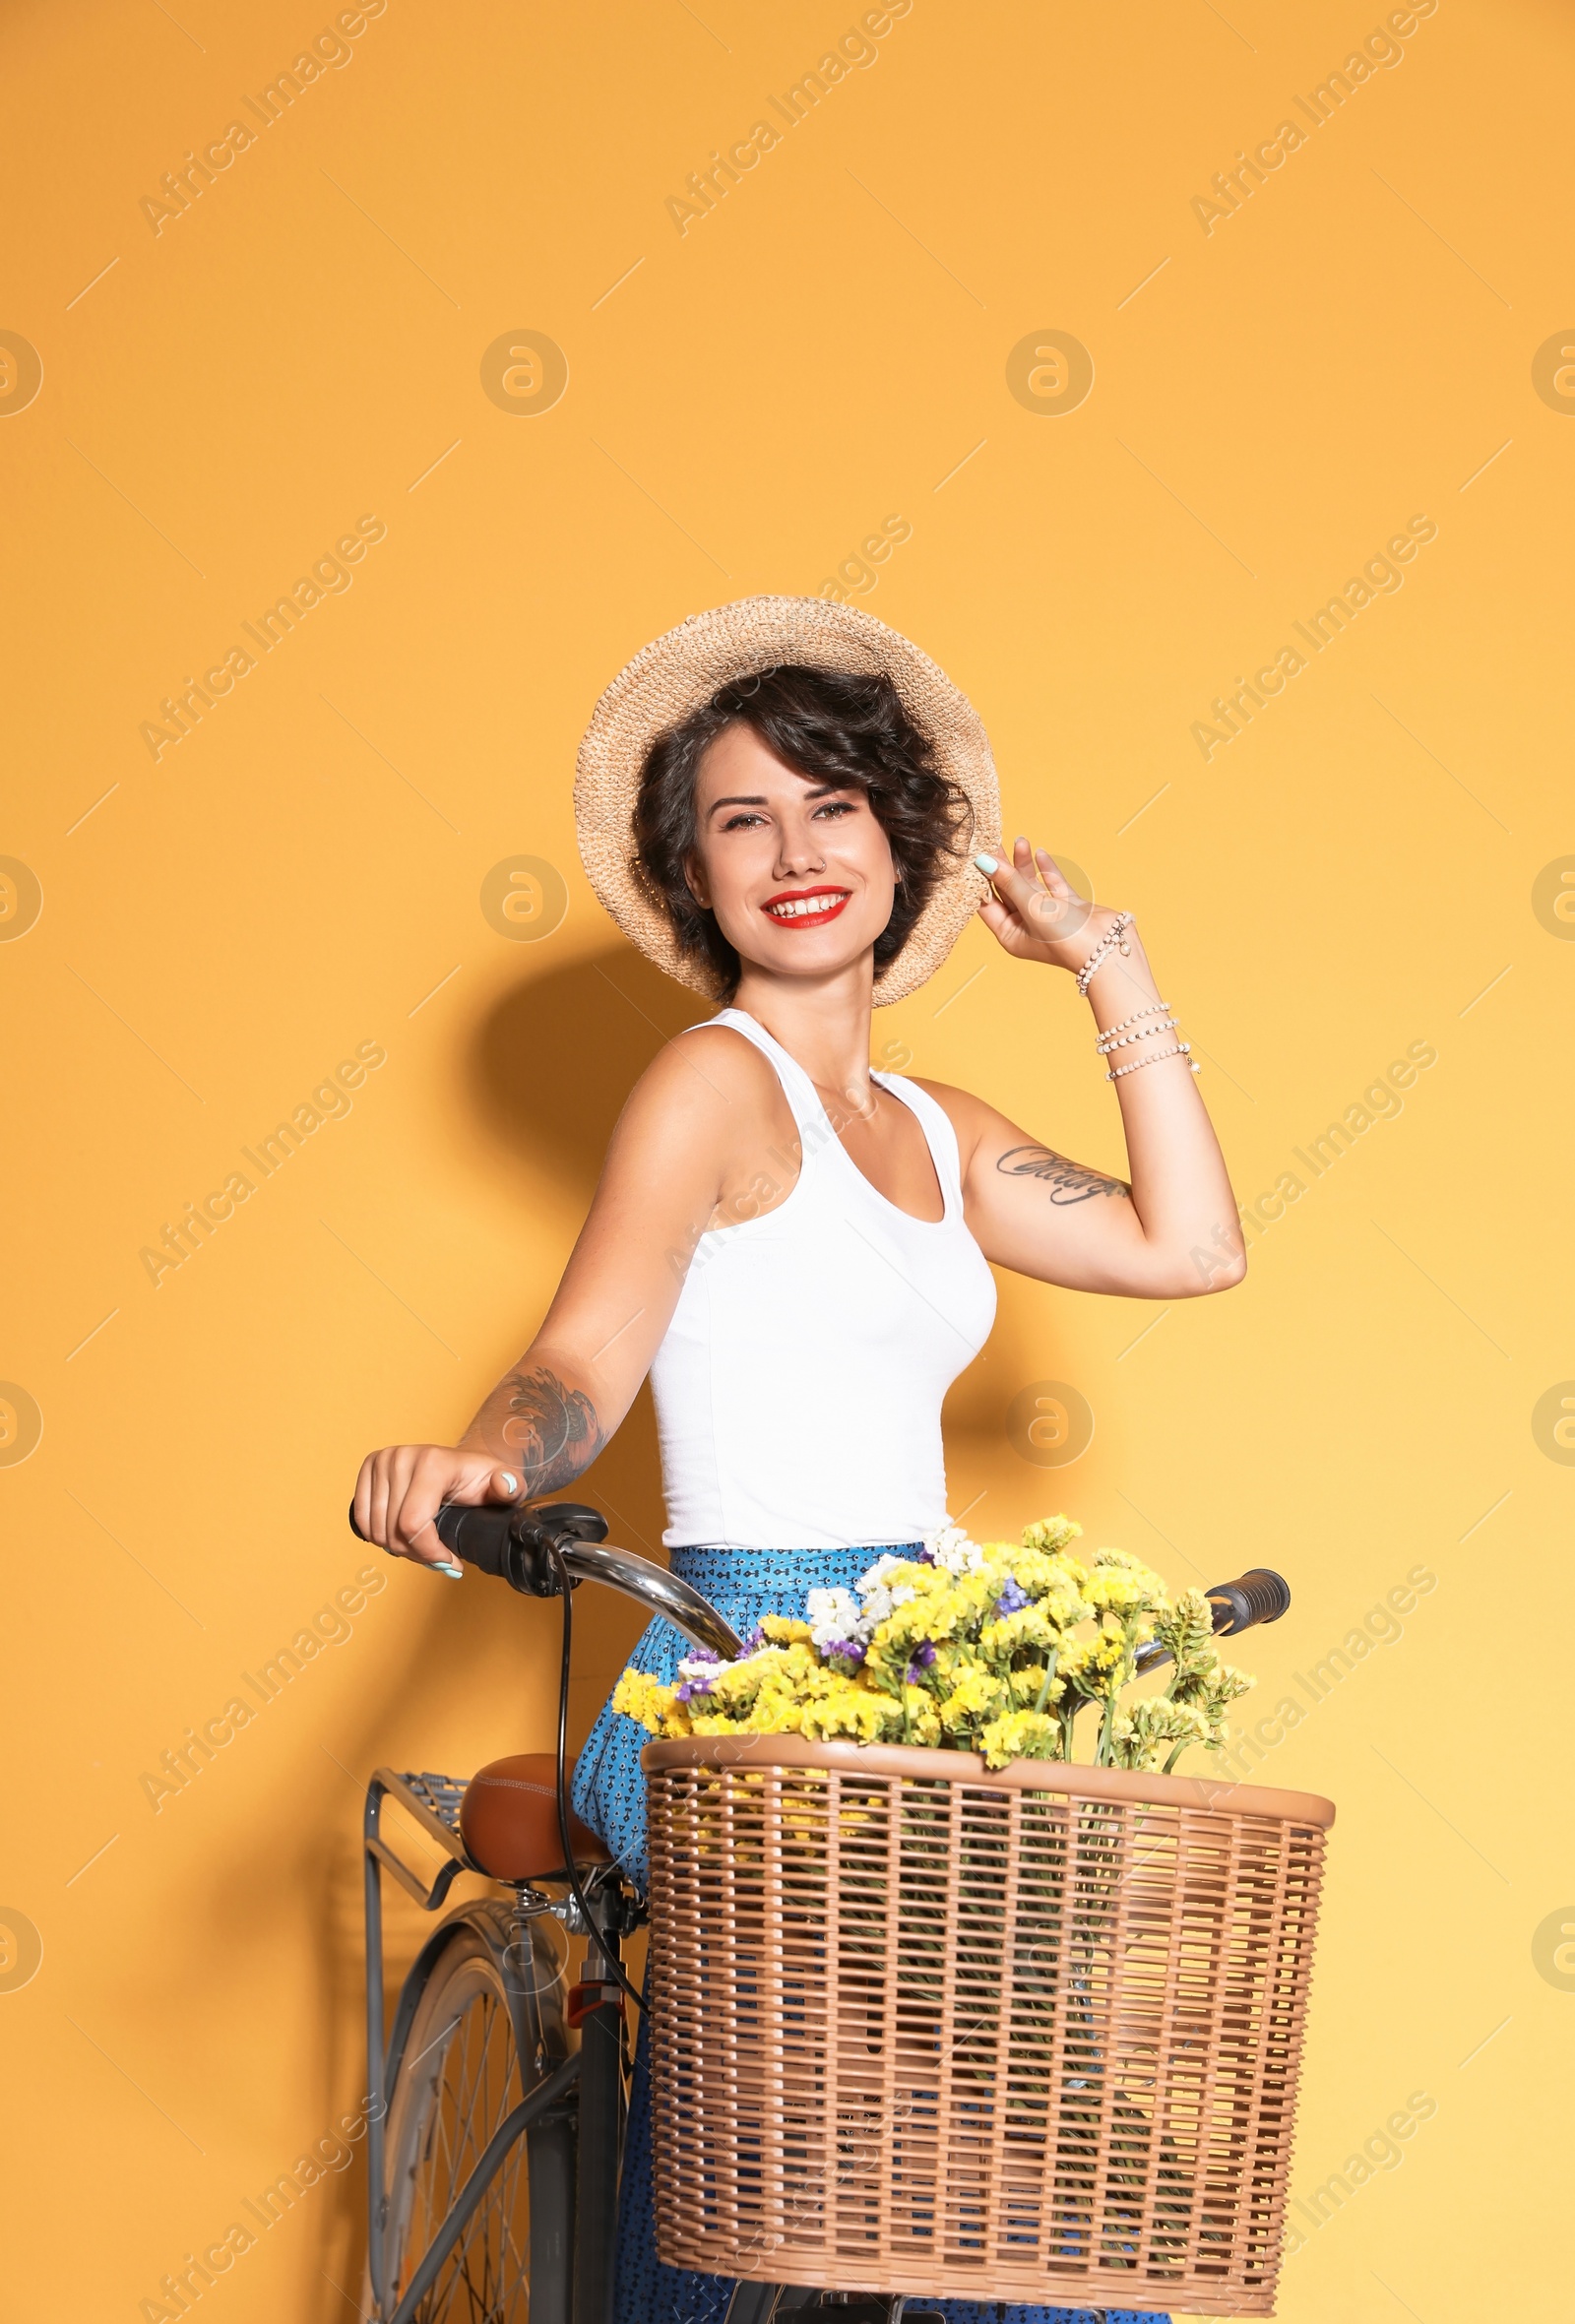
976;840;1118;974
352;1445;522;1571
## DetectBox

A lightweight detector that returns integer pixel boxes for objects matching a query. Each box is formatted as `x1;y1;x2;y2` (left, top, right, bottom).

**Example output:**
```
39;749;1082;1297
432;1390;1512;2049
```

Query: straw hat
574;595;1001;1007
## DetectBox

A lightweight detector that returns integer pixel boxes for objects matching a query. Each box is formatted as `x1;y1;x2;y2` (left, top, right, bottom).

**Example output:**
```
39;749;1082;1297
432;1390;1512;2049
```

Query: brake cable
549;1540;648;2016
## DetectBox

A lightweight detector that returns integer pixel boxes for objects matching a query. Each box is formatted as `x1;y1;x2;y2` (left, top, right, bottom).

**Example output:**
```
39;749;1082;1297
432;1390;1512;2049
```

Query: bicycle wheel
378;1907;574;2322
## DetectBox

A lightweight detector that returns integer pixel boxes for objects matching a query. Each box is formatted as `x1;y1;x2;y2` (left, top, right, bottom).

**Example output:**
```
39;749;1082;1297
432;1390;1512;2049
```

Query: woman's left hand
976;839;1125;973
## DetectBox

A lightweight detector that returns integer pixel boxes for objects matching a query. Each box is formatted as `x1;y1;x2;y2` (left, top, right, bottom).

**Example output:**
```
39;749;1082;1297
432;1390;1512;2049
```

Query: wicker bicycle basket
642;1736;1334;2314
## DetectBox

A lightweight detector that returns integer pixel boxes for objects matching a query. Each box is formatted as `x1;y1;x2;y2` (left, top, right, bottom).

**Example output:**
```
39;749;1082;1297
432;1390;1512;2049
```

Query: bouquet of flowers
614;1514;1253;1773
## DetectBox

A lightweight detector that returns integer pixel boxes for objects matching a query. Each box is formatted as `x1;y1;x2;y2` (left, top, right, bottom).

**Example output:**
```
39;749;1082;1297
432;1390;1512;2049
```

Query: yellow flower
978;1709;1060;1770
1011;1546;1091;1609
1084;1555;1165;1615
1151;1589;1217;1685
1109;1696;1210;1771
1009;1662;1064;1709
978;1604;1064;1660
937;1665;1007;1735
1058;1629;1126;1699
687;1708;745;1736
802;1687;903;1744
1198;1663;1254;1731
1019;1513;1083;1555
611;1667;681;1732
939;1566;1007;1628
902;1684;943;1745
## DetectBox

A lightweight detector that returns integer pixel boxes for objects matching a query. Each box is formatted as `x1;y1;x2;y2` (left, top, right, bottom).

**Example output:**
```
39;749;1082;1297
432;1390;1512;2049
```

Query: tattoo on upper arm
497;1367;604;1492
996;1145;1131;1205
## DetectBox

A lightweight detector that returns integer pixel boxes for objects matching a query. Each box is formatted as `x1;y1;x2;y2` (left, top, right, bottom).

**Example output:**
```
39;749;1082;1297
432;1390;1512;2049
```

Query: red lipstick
762;885;851;929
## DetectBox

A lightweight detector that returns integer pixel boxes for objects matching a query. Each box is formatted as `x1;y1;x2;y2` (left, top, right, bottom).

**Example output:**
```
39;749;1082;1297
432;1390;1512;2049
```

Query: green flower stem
1097;1623;1142;1766
1064;1688;1103;1763
1033;1649;1061;1717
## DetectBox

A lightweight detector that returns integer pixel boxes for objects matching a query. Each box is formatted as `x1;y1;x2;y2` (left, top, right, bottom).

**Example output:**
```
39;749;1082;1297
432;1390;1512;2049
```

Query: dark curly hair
630;664;972;998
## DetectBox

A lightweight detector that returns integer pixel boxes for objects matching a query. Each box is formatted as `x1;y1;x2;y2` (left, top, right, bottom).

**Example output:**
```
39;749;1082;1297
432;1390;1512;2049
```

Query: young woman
353;598;1245;2324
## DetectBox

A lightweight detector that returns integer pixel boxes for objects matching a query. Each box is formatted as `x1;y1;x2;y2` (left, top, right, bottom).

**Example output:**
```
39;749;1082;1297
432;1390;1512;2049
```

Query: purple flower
686;1647;721;1665
914;1548;937;1565
825;1638;867;1666
906;1638;938;1683
993;1576;1031;1617
739;1625;769;1656
674;1677;715;1702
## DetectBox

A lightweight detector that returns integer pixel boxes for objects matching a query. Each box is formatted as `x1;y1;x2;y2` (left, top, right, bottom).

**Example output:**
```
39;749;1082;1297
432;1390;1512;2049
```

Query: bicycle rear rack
366;1767;475;1913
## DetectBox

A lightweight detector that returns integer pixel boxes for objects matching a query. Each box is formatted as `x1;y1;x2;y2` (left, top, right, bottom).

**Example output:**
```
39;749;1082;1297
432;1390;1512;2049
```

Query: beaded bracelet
1075;911;1133;997
1106;1040;1200;1081
1100;1000;1170;1039
1098;1017;1178;1056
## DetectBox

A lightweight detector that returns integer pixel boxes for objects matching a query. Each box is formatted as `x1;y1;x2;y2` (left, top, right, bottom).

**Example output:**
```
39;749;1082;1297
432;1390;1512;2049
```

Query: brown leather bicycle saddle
460;1754;612;1882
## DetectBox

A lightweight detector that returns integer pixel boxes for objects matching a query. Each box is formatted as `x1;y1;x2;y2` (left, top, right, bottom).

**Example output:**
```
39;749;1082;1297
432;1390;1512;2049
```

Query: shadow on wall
464;931;717;1588
294;942;711;2318
468;938;712;1194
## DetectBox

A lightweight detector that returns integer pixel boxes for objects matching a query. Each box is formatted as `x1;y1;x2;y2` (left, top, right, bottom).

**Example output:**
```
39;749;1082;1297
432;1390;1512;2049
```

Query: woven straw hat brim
574;596;1001;1007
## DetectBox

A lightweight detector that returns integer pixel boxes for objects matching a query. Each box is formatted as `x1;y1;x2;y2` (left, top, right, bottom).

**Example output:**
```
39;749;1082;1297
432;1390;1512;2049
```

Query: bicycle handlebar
349;1498;1287;1670
1203;1567;1292;1635
1132;1566;1290;1680
347;1498;747;1661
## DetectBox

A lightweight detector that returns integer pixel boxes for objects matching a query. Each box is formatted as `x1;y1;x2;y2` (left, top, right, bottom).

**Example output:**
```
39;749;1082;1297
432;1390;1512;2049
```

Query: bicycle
349;1496;1291;2324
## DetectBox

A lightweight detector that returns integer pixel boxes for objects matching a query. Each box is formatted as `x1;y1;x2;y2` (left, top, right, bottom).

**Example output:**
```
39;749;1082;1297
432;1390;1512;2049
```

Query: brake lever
432;1500;609;1594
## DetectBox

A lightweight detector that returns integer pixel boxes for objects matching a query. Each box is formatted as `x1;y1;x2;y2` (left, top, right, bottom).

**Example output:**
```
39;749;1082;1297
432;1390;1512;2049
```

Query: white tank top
650;1009;997;1550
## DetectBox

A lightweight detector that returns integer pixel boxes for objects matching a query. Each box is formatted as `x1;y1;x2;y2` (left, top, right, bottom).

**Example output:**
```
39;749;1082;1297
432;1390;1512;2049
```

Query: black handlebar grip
435;1500;609;1593
346;1498;609;1592
345;1496;521;1579
433;1503;519;1579
1207;1568;1291;1636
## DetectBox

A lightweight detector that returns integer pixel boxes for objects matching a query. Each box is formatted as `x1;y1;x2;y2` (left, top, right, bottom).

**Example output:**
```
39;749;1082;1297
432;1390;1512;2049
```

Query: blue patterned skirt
570;1544;1170;2324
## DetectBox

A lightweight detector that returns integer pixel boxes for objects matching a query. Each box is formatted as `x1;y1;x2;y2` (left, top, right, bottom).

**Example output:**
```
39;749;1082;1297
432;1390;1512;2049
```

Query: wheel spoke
386;1950;536;2322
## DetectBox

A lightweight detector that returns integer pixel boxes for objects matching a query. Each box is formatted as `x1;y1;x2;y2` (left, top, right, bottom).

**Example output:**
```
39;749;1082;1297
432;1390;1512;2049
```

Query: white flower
805;1586;864;1650
858;1583;916;1628
854;1551;920;1629
926;1522;984;1575
676;1651;732;1683
856;1551;910;1593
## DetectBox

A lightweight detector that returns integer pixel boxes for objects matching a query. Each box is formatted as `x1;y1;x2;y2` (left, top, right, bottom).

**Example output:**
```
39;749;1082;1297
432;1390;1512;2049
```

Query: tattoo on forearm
493;1367;603;1492
996;1145;1131;1206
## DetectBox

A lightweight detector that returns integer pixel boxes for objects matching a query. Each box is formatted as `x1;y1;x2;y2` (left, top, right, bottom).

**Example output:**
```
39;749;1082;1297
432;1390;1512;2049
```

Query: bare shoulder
653;1021;787;1109
612;1023;793;1171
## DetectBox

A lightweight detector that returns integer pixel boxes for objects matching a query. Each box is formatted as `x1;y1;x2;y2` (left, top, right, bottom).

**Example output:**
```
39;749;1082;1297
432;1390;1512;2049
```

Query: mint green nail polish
974;852;998;875
500;1473;519;1494
437;1562;464;1579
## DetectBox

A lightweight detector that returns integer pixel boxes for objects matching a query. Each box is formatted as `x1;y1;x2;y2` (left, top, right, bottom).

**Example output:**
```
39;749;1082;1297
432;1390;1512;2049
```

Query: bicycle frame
348;1507;735;2322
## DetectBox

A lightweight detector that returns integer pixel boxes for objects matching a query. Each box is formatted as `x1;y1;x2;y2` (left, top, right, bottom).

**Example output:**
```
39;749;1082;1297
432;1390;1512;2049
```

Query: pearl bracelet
1075;911;1133;997
1098;1017;1177;1056
1106;1040;1201;1082
1101;1000;1170;1039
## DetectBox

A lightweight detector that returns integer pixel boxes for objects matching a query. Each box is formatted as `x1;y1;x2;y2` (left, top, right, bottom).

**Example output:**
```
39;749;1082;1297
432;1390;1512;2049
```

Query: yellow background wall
3;0;1570;2314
